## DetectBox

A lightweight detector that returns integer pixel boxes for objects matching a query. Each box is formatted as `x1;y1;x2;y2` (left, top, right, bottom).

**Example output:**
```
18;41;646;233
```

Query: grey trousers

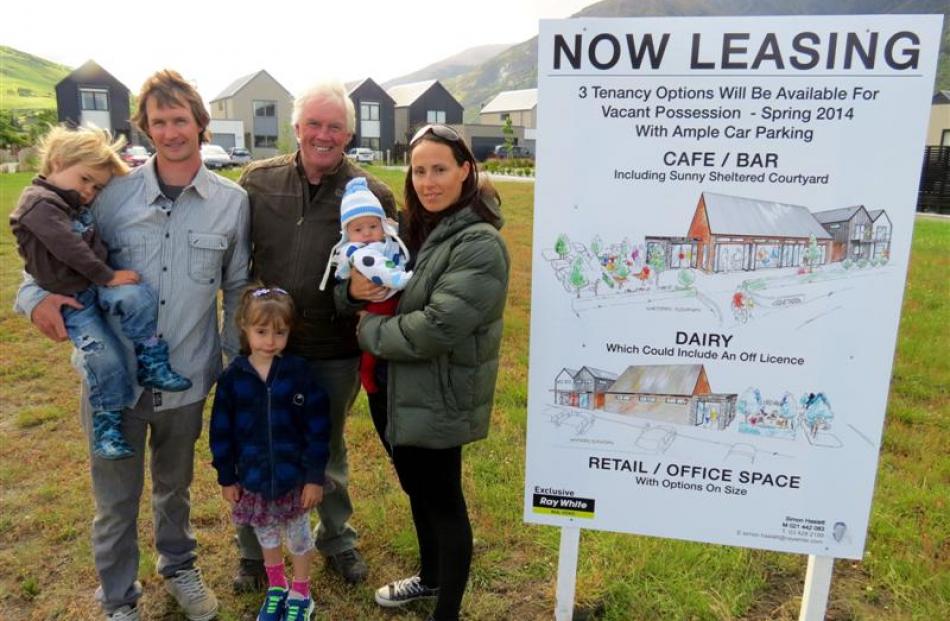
237;356;361;559
81;389;205;613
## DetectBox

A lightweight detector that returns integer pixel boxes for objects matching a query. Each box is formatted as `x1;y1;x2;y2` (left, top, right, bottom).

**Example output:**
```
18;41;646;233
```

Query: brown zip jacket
10;178;115;295
239;153;396;360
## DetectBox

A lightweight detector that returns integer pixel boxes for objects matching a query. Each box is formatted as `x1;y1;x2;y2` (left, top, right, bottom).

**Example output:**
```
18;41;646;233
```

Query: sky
4;0;597;101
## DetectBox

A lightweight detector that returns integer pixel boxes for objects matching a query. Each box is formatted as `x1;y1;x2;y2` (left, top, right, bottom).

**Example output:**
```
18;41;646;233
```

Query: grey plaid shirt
15;157;250;411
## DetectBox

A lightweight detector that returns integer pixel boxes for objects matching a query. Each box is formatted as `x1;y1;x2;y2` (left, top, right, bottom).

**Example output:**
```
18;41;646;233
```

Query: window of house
254;101;276;117
360;137;380;150
638;395;656;403
217;101;224;112
361;102;379;121
360;102;381;139
80;89;109;111
426;110;446;123
666;397;688;405
254;135;278;148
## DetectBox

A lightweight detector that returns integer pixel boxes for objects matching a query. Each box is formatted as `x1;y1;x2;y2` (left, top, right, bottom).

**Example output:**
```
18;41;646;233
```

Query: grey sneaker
374;575;439;608
326;548;368;584
164;567;219;621
106;606;140;621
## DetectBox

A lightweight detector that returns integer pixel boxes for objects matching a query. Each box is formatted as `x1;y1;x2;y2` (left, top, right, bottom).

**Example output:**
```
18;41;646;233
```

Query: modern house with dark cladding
55;60;131;142
347;78;395;156
812;205;876;262
387;79;463;150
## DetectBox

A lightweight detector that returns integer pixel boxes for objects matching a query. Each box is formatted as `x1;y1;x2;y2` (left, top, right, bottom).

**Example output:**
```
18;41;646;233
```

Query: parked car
228;147;252;166
346;147;375;163
121;145;150;167
200;144;232;169
491;144;532;159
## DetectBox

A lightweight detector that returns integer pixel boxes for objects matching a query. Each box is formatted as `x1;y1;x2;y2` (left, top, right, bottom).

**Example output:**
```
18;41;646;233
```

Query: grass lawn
0;169;946;620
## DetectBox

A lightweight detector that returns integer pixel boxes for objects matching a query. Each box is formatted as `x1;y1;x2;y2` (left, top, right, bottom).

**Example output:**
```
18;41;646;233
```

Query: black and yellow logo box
532;493;596;518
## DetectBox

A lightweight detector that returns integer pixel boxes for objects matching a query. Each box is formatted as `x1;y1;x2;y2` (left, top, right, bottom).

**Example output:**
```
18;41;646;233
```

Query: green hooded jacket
356;194;510;448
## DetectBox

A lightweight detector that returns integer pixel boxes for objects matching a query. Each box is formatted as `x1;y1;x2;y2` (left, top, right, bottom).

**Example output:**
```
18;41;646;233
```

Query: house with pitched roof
479;88;537;129
553;366;618;409
210;70;293;158
812;205;874;262
676;192;834;273
386;79;463;149
867;210;892;260
603;364;736;429
56;60;131;141
346;78;395;156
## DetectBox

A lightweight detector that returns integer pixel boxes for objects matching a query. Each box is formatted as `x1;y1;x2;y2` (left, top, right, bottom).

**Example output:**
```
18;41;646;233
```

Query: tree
24;109;57;144
647;243;665;286
0;112;29;151
738;387;763;423
677;269;695;289
502;116;515;158
569;257;588;298
554;234;570;259
590;235;603;258
800;392;833;437
803;235;821;273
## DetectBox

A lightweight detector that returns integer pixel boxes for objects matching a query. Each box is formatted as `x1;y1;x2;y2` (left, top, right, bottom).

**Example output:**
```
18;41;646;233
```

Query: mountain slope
444;0;950;122
382;44;510;88
0;46;71;111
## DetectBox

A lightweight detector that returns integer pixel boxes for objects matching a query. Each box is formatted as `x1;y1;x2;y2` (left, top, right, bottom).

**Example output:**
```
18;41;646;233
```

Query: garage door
212;134;235;150
470;137;501;161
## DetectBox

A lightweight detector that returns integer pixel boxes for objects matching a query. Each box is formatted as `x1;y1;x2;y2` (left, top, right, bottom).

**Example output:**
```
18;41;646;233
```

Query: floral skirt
232;488;306;528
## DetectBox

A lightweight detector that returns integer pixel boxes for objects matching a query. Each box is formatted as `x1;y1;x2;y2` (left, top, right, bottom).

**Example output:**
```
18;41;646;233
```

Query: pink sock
265;563;287;589
290;579;310;599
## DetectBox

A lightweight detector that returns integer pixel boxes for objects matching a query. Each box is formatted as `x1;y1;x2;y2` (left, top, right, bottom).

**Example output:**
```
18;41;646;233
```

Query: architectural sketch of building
553;366;619;409
552;364;737;430
813;205;878;262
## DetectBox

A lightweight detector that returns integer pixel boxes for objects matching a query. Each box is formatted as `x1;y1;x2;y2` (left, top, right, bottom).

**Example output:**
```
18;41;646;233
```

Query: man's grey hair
292;80;356;133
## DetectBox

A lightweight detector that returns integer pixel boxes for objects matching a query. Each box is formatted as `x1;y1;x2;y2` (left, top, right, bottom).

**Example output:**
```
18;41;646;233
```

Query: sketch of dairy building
553;363;737;430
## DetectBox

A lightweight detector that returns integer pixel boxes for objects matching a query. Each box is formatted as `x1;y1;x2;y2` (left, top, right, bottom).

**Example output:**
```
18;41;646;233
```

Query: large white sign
524;15;942;559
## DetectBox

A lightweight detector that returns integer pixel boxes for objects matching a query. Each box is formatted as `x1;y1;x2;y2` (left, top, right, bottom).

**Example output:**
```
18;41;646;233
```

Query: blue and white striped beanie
340;177;385;232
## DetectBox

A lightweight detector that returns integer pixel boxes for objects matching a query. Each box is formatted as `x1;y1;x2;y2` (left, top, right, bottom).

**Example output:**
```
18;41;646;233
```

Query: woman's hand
349;271;388;303
301;483;324;509
221;484;242;505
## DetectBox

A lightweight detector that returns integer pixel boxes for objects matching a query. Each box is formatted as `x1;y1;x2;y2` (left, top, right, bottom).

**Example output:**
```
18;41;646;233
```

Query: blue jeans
63;284;158;412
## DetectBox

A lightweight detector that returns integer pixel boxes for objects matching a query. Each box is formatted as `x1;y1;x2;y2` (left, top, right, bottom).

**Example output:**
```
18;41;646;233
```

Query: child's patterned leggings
253;511;313;555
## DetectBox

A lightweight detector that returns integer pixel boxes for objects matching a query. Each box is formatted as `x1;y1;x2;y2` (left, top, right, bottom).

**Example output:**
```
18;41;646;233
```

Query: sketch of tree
569;257;588;298
555;233;570;259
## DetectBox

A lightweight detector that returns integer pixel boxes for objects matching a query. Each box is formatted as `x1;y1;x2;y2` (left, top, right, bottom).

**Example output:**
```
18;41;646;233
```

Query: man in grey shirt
16;69;249;621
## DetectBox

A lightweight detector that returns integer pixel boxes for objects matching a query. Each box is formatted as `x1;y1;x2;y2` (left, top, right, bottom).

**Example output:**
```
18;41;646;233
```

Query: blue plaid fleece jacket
209;354;330;500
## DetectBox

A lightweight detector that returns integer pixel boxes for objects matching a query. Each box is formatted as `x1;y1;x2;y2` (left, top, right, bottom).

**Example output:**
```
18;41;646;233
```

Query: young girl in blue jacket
210;286;330;621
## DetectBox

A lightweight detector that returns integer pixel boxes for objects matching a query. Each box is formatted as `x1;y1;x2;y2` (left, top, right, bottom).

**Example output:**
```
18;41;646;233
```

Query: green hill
0;46;71;111
447;0;950;122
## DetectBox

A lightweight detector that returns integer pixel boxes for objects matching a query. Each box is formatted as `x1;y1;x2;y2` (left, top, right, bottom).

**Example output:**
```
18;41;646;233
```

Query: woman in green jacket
353;124;509;621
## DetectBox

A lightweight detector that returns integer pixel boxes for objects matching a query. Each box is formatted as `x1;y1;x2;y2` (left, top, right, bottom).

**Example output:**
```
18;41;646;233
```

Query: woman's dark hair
403;129;501;254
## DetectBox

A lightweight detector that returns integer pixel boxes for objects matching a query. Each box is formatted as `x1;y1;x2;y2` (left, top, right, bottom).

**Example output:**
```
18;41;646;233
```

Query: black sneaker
374;575;439;608
232;557;266;593
326;548;368;584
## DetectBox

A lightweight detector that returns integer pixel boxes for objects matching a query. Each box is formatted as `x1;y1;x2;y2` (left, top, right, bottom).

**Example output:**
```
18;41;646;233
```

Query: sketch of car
634;425;676;453
550;409;594;435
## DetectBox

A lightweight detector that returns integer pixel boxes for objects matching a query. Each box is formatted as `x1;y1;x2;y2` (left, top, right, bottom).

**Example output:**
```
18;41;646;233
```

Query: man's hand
349;271;388;303
300;483;324;509
106;270;141;287
221;484;242;505
31;294;83;342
